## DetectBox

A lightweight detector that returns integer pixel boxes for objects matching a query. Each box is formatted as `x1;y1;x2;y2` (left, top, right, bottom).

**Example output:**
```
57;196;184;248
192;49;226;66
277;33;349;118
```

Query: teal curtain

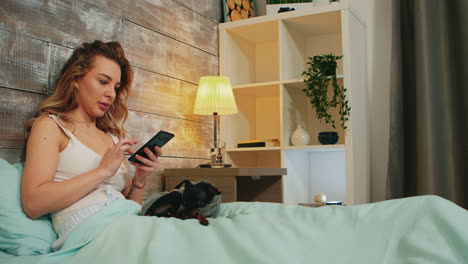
387;0;468;208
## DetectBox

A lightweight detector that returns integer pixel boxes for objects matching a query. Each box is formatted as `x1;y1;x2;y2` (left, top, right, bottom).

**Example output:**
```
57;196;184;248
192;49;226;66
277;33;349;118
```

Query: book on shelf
237;139;280;148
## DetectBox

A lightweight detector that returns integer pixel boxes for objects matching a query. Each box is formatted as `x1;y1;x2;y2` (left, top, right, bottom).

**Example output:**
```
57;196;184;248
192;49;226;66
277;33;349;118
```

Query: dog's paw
196;214;209;226
199;218;209;226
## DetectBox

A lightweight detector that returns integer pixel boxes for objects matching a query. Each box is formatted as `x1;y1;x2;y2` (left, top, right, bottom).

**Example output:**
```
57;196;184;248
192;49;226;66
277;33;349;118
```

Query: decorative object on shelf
223;0;256;22
329;0;340;4
194;76;238;168
298;201;345;207
266;0;314;15
266;0;313;4
298;192;327;207
237;138;280;148
301;53;351;131
299;193;345;207
318;131;339;145
325;201;343;205
291;125;310;146
278;7;295;13
314;192;327;205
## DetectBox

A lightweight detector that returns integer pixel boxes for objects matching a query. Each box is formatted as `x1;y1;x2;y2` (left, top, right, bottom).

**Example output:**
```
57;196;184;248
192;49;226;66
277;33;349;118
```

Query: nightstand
164;168;287;203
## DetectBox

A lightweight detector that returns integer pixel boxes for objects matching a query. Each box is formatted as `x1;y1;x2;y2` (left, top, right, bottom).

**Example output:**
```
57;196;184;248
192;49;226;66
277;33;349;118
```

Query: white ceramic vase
291;125;310;146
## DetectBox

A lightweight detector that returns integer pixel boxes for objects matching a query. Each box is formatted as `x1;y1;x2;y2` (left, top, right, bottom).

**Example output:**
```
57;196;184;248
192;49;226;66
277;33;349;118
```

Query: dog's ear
175;179;193;189
208;185;221;195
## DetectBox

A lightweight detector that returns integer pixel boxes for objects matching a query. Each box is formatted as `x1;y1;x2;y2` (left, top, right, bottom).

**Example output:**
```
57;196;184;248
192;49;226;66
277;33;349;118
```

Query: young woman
21;40;160;250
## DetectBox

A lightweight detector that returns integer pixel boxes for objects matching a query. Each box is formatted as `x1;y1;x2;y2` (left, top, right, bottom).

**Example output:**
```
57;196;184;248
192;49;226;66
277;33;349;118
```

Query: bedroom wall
0;0;222;197
350;0;392;203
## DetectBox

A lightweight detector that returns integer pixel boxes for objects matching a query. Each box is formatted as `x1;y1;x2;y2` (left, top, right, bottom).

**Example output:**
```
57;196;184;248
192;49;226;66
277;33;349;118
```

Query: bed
1;158;468;264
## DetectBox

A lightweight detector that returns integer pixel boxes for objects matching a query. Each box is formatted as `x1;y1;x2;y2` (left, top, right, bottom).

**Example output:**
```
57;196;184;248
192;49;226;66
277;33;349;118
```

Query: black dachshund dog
144;180;221;226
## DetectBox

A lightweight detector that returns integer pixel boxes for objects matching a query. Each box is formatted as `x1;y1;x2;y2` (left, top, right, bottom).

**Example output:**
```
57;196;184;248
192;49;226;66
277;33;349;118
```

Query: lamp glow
193;76;238;168
193;76;238;115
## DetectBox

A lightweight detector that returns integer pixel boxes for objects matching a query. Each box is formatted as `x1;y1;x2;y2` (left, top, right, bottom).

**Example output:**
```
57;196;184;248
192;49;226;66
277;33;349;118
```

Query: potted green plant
301;53;350;136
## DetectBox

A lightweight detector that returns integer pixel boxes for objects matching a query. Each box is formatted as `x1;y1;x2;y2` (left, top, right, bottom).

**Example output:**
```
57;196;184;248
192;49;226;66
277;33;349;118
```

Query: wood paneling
0;0;221;195
175;0;223;22
0;32;73;95
0;29;49;94
124;20;218;84
82;0;224;24
125;0;218;55
48;44;74;94
79;0;129;17
130;67;210;122
82;0;219;55
125;110;212;159
0;88;47;148
0;0;122;48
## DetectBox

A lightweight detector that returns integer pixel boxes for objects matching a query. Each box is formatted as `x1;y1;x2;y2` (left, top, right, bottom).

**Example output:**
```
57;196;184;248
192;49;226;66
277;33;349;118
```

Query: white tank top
48;115;126;233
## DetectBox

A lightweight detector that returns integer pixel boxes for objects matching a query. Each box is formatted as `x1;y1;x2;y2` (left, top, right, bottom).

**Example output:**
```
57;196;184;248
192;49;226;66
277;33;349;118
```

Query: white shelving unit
219;2;369;206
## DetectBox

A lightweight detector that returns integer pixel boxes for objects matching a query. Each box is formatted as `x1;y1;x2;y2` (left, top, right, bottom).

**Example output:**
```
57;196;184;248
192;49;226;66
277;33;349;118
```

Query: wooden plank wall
0;0;222;197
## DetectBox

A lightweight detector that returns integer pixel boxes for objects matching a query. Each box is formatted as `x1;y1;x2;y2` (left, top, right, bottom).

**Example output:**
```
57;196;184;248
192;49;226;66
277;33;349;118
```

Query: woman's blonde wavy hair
25;40;133;139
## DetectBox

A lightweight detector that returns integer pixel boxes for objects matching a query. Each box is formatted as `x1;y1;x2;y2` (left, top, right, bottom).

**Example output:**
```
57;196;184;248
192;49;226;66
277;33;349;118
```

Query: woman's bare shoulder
30;115;65;140
33;115;59;129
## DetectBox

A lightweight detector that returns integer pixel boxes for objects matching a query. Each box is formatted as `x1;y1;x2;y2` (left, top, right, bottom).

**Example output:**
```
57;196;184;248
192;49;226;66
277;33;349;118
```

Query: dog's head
175;180;221;217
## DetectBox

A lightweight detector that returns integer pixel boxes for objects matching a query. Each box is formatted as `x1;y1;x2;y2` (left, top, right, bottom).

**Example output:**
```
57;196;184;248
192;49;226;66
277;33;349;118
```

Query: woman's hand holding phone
127;130;173;184
129;145;163;184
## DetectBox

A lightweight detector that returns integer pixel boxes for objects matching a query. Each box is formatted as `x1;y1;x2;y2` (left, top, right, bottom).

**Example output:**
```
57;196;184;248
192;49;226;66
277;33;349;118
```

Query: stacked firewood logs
225;0;255;21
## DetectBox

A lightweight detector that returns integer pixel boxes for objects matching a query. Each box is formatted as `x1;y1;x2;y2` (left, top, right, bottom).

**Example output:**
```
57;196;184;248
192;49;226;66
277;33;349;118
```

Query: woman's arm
126;146;162;205
121;161;145;204
21;116;136;219
126;180;146;205
21;117;108;219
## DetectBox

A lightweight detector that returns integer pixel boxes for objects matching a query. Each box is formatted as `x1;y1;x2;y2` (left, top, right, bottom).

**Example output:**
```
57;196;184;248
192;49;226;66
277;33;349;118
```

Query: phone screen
128;130;174;163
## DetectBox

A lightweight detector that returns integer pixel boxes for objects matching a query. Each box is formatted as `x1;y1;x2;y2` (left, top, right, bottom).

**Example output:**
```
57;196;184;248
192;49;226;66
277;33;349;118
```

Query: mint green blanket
1;195;467;264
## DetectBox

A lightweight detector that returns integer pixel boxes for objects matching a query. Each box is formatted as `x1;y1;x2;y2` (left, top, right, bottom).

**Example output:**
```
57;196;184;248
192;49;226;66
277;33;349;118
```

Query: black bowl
318;132;339;145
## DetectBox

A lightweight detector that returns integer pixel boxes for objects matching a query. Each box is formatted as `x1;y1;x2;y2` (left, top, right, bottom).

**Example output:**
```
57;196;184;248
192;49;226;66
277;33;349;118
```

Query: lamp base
196;163;232;168
210;146;226;168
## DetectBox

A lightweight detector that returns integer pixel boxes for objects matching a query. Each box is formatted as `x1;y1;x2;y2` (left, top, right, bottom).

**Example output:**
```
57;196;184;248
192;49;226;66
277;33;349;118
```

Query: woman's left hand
129;146;162;184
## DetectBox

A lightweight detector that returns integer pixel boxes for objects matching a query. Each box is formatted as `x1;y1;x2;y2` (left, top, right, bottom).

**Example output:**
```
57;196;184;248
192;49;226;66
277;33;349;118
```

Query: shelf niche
283;148;345;204
282;80;346;147
225;83;280;149
222;21;279;86
280;11;343;81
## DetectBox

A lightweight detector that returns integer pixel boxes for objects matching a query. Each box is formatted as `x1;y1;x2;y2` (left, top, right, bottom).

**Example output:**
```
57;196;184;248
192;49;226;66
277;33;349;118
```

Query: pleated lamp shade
193;76;238;115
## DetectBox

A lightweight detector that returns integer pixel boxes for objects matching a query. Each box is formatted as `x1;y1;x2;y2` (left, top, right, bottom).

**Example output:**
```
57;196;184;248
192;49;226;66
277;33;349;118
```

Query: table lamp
193;76;238;168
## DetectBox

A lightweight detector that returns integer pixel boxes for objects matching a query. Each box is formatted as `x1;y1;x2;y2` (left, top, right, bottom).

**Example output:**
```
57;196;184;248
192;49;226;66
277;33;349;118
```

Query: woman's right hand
98;138;138;178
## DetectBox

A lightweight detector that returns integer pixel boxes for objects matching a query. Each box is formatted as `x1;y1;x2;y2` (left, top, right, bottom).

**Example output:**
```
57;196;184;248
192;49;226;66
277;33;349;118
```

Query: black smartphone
128;130;174;163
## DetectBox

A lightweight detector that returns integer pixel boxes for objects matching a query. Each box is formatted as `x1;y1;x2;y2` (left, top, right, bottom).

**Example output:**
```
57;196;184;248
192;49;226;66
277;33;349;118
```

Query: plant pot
318;132;338;145
320;64;336;76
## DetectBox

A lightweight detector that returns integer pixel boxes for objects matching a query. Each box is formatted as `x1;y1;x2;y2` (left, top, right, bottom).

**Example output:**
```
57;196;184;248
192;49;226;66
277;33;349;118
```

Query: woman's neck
68;109;96;129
